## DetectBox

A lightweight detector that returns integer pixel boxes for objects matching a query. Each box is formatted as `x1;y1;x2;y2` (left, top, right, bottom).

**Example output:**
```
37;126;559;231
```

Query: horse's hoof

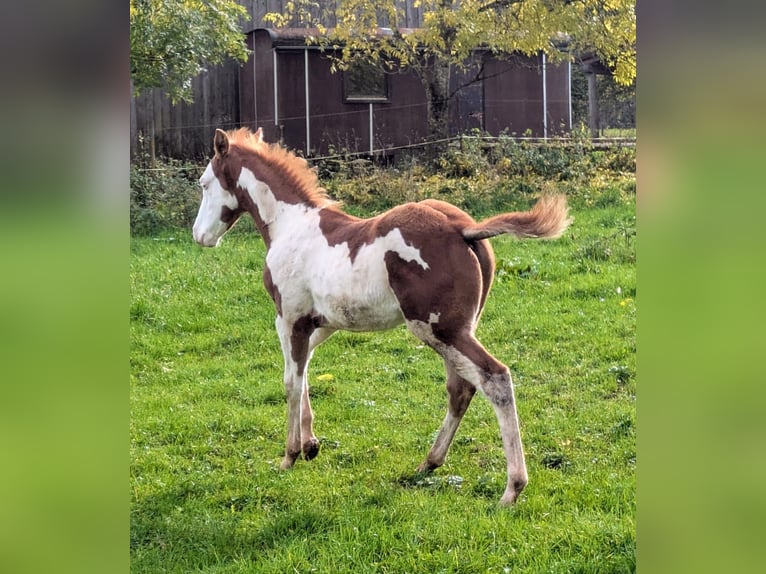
303;438;320;461
499;491;518;505
499;483;526;505
416;462;437;474
280;451;300;470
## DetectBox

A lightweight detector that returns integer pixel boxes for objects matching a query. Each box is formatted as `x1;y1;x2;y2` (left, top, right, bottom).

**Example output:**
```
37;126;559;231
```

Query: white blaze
192;162;238;247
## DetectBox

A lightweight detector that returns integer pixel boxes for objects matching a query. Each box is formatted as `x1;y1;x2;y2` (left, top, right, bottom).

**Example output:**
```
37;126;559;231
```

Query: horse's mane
226;128;335;208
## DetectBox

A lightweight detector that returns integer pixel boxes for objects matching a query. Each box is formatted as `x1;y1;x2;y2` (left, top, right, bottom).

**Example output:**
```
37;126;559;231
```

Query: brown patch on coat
263;265;282;316
220;205;242;227
316;208;372;263
289;314;327;374
381;205;484;333
419;199;496;312
289;315;314;375
318;200;460;263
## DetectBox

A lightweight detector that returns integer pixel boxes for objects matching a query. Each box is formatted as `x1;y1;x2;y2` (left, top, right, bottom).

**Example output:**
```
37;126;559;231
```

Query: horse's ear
253;127;263;143
213;129;229;158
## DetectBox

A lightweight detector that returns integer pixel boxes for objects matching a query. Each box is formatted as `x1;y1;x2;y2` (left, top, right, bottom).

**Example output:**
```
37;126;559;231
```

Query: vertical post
202;72;210;144
567;60;573;131
273;49;279;126
587;71;599;138
151;88;163;163
542;52;548;139
304;48;310;156
369;103;374;156
252;41;258;126
173;96;182;156
130;78;137;161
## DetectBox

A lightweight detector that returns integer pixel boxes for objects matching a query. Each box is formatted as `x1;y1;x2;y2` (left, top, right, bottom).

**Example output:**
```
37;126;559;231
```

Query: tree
130;0;250;104
266;0;635;139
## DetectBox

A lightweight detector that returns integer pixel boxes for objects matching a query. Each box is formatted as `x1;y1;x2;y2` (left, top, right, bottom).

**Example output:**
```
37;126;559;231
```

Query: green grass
131;196;635;573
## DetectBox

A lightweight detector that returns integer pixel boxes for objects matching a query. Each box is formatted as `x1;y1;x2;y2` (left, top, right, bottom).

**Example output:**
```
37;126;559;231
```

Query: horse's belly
315;284;404;331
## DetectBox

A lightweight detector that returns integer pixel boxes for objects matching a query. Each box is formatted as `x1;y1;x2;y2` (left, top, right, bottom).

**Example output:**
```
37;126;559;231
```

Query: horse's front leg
300;327;336;462
276;315;309;470
277;316;333;469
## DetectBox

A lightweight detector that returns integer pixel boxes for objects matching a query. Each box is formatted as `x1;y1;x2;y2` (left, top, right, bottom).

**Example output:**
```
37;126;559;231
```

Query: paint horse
193;127;571;505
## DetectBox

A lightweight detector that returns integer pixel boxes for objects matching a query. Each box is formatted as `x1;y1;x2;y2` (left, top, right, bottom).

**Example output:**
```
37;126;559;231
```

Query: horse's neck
239;179;319;245
238;167;356;246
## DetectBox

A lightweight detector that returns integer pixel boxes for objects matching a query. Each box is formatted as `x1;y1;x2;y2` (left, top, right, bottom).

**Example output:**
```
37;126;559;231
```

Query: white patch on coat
192;162;238;247
384;228;430;270
307;226;419;331
240;167;279;224
268;211;415;331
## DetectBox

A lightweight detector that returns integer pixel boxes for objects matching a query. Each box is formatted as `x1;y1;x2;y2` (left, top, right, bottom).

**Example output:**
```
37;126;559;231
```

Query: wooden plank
130;79;137;160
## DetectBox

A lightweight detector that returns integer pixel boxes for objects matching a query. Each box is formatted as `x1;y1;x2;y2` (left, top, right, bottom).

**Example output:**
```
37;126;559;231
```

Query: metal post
273;50;278;126
369;103;374;156
305;48;310;155
567;60;573;131
587;71;599;138
252;41;258;126
542;52;548;139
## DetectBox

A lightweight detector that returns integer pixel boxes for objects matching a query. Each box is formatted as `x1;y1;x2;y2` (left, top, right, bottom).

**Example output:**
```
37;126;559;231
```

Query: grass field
130;191;635;572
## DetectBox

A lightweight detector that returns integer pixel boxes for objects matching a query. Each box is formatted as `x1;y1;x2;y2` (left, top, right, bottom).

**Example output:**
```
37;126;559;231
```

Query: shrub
130;158;203;235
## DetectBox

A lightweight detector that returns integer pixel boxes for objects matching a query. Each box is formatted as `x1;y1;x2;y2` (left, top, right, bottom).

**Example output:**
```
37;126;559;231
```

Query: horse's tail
461;194;572;241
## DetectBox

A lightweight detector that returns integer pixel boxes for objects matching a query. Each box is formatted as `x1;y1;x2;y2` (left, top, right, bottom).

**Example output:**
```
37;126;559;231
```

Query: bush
130;158;203;235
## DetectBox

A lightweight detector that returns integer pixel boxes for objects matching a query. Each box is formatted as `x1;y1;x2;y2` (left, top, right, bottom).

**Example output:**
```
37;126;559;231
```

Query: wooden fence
130;60;241;163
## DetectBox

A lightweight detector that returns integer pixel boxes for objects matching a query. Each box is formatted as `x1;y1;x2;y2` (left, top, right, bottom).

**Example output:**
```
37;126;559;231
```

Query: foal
193;127;571;504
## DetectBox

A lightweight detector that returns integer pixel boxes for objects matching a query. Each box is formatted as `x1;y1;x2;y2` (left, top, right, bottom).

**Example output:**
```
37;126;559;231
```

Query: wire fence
132;133;636;173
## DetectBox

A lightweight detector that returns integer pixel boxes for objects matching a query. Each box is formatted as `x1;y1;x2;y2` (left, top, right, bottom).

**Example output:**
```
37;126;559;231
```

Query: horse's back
305;200;493;333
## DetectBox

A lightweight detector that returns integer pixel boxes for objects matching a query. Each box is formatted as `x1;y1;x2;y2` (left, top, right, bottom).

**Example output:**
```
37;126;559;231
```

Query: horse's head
192;128;263;247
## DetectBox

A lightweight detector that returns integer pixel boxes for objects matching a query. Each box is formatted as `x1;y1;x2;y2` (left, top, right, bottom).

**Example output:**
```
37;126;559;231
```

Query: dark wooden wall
482;53;571;138
240;29;432;157
241;29;571;156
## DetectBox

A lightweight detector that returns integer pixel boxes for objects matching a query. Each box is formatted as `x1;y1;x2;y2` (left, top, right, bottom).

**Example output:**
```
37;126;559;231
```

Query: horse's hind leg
455;340;527;504
480;363;528;505
418;364;476;472
412;323;528;505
